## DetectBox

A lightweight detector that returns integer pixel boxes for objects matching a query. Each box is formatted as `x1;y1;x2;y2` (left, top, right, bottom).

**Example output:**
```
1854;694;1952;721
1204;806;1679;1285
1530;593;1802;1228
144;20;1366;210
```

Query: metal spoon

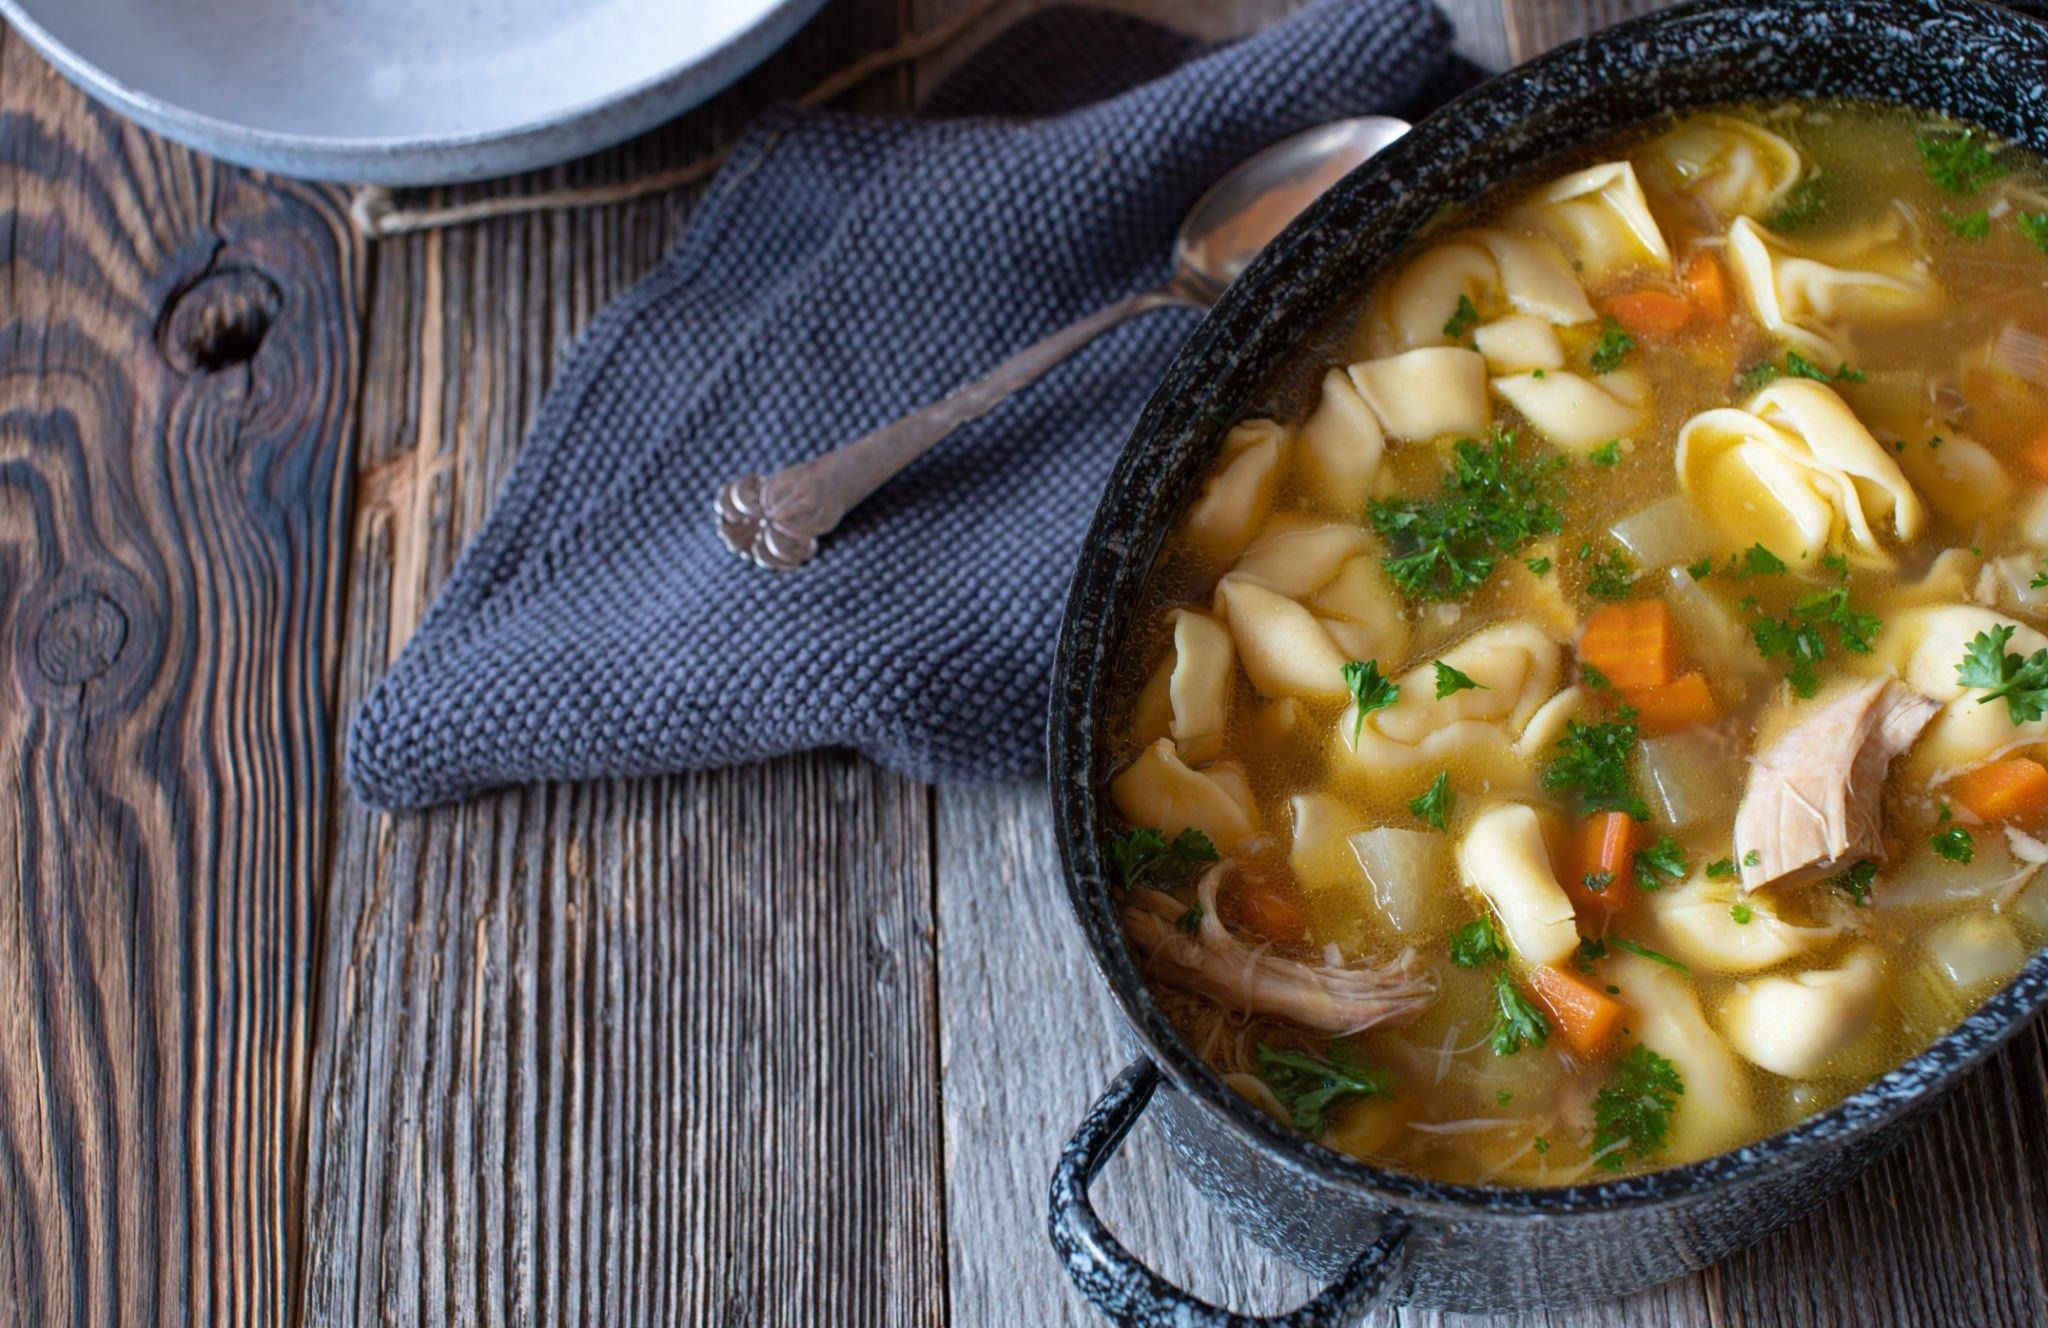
716;115;1411;571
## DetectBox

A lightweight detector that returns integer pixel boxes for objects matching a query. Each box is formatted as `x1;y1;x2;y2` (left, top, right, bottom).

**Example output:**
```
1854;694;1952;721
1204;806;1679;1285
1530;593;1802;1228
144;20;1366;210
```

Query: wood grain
0;22;361;1328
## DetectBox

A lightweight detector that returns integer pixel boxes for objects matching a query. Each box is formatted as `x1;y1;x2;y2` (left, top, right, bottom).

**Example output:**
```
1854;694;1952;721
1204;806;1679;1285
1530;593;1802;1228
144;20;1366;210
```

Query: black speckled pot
1045;0;2048;1320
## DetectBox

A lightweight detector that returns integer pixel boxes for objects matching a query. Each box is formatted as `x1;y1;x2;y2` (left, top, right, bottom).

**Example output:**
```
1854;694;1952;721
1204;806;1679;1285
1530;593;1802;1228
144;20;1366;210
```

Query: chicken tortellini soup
1106;105;2048;1186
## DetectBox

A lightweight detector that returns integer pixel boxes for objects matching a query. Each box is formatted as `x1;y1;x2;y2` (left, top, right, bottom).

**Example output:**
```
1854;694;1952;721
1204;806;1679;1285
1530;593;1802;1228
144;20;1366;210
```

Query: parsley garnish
1497;1090;1514;1106
1488;972;1552;1056
1918;127;2007;195
1369;430;1567;602
1526;556;1553;576
1575;936;1610;974
1254;1043;1394;1135
1109;828;1219;891
2030;557;2048;591
1532;1136;1551;1154
1955;624;2048;724
1610;936;1689;972
1177;901;1205;934
1582;870;1615;894
1434;660;1487;699
1593;1045;1684;1170
1741;542;1789;577
1785;349;1865;383
1580;662;1614;693
1590;316;1636;374
1705;857;1737;880
1730;903;1754;925
1633;836;1689;888
1738;359;1782;393
1543;709;1649;819
1749;587;1881;697
2020;212;2048;253
1588;439;1624;468
1942;208;1991;240
1444;293;1480;339
1583;544;1638;601
1831;859;1877;907
1686;556;1714;581
1766;176;1826;231
1743;850;1761;867
1820;552;1850;582
1342;659;1401;741
1409;771;1454;830
1932;825;1976;864
1450;916;1510;969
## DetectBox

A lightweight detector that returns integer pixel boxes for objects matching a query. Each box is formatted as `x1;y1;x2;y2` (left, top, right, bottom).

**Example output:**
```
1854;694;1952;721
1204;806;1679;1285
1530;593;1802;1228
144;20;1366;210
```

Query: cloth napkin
347;0;1476;810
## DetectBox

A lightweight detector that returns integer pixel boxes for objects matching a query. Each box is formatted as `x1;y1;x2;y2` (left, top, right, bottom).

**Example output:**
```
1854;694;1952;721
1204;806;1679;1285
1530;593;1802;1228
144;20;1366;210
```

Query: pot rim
1049;0;2048;1221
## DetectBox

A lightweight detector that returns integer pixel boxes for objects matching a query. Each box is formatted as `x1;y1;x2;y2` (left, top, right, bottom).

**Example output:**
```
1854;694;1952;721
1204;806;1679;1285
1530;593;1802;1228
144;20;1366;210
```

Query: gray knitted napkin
347;0;1474;810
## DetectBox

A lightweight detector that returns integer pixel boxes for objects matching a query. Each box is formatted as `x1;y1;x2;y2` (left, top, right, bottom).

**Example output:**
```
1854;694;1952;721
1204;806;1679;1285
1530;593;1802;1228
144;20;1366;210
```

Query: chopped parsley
1955;624;2048;724
1255;1043;1394;1135
1580;662;1615;693
1369;430;1567;602
1433;660;1487;699
1575;936;1610;974
1918;127;2007;196
1942;208;1991;240
1532;1136;1551;1154
1749;586;1882;697
1730;903;1755;925
1932;825;1976;865
1705;857;1737;880
1582;870;1615;895
1342;659;1401;741
1738;359;1783;393
1582;543;1639;601
2030;557;2048;591
1610;936;1689;971
1409;771;1455;830
1109;827;1219;892
2020;211;2048;253
1496;1090;1514;1106
1593;1045;1684;1170
1766;176;1826;231
1526;555;1553;576
1785;349;1865;384
1632;836;1689;888
1741;542;1790;577
1831;859;1877;908
1743;849;1761;867
1450;916;1510;969
1489;972;1552;1056
1686;556;1715;582
1590;316;1636;374
1588;439;1624;468
1177;900;1205;934
1543;709;1649;819
1820;552;1851;583
1444;293;1480;340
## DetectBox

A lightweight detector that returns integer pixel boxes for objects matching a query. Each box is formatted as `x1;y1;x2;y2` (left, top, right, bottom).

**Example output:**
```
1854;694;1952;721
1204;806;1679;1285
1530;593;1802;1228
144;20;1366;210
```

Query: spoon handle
717;282;1202;570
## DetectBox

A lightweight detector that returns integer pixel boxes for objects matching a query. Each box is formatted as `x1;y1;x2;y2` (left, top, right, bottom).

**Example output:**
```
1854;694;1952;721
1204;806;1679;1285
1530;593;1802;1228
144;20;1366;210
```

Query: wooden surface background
0;1;2044;1325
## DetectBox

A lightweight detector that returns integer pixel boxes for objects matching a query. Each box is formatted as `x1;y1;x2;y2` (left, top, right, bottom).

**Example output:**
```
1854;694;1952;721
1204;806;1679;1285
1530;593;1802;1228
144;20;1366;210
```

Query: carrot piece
1682;251;1731;322
1527;965;1628;1059
1626;671;1721;735
1603;289;1696;337
1949;757;2048;827
1578;600;1679;692
2022;432;2048;484
1567;811;1638;918
1230;882;1306;941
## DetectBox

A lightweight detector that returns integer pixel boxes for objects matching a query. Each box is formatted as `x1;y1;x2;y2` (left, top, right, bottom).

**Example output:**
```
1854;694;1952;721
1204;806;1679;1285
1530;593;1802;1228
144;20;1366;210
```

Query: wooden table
2;1;2045;1324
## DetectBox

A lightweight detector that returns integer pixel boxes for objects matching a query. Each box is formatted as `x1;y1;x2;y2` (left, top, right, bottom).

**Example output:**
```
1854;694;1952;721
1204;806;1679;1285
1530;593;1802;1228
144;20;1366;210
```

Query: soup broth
1105;103;2048;1187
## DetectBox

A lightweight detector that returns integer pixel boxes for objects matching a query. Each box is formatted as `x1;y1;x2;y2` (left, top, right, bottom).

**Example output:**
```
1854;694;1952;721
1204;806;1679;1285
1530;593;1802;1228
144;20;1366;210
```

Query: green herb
1831;859;1877;907
1109;827;1219;891
1593;1045;1685;1170
1590;316;1636;374
1255;1043;1395;1135
1409;771;1455;830
1177;901;1205;934
1370;430;1567;602
1730;903;1754;925
1443;293;1480;339
1942;208;1991;240
1574;935;1610;976
1785;349;1865;384
1532;1136;1551;1155
1939;802;1954;824
1526;556;1553;576
1705;857;1737;880
1584;544;1638;601
1588;439;1624;468
1749;586;1881;697
2030;558;2048;591
1738;359;1783;393
1741;542;1789;577
1488;972;1552;1056
1610;936;1689;972
1820;552;1850;582
1582;870;1615;895
1918;128;2007;195
1544;709;1649;819
1743;849;1761;868
1956;624;2048;724
1342;659;1401;741
1767;176;1826;231
1932;825;1976;865
1928;435;1944;450
1532;368;1547;379
1686;556;1715;581
1633;836;1689;888
2020;211;2048;253
1434;660;1487;699
1496;1090;1514;1106
1580;663;1614;693
1450;916;1510;969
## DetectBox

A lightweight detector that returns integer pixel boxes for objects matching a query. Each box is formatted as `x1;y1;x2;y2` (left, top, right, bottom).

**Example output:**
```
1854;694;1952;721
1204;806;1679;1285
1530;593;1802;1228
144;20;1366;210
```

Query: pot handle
1048;1058;1410;1327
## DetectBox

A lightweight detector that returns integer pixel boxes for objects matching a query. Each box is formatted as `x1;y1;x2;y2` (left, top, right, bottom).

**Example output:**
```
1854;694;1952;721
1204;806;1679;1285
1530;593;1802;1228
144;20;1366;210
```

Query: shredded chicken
1121;865;1435;1035
1734;678;1939;893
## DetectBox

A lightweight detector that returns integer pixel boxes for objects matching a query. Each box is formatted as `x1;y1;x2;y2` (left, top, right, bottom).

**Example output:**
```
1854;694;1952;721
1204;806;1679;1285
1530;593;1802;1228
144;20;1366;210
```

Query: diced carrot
1682;251;1731;322
1527;965;1628;1059
1626;671;1721;735
2022;432;2048;484
1948;757;2048;827
1603;289;1696;338
1230;882;1306;941
1578;600;1680;692
1567;810;1638;918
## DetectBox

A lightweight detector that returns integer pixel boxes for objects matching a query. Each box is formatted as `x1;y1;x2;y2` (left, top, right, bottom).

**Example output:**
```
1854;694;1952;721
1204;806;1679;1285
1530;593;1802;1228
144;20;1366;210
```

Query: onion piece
1609;496;1715;570
1637;730;1741;827
1347;826;1447;933
1991;554;2048;618
1662;566;1768;697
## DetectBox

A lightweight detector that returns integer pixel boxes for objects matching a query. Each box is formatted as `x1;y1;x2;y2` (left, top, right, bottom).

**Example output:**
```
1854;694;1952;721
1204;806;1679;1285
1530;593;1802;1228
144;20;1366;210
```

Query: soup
1105;103;2048;1187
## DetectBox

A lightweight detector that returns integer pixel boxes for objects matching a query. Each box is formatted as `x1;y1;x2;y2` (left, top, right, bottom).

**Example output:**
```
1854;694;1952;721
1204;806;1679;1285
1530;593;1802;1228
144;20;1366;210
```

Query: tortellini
1131;609;1235;764
1331;620;1564;781
1378;242;1499;351
1182;419;1290;561
1492;368;1648;454
1874;604;2048;782
1296;369;1386;509
1371;231;1595;354
1348;347;1491;442
1216;520;1411;699
1844;376;2013;526
1608;955;1755;1164
1455;803;1577;965
1473;315;1566;375
1516;162;1672;282
1468;229;1598;326
1650;113;1804;218
1719;948;1883;1078
1725;215;1937;370
1645;871;1837;973
1675;379;1925;568
1110;738;1259;849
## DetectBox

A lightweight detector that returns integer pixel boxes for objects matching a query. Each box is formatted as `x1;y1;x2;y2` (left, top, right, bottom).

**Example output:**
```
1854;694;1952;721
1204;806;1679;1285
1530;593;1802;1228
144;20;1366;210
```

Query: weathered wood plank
298;2;950;1325
0;23;361;1328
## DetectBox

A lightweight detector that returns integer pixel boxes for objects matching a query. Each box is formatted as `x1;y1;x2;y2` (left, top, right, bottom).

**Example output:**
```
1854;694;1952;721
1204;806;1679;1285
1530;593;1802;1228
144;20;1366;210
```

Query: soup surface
1106;103;2048;1186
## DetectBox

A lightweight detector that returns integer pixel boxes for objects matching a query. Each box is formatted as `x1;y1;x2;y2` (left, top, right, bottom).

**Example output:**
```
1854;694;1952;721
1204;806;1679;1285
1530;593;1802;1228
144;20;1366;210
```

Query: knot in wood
162;267;283;372
34;590;128;685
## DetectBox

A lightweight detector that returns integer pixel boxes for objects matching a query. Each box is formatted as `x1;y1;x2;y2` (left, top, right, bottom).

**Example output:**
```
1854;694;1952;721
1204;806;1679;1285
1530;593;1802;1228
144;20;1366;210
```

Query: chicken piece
1120;866;1435;1036
1734;679;1937;893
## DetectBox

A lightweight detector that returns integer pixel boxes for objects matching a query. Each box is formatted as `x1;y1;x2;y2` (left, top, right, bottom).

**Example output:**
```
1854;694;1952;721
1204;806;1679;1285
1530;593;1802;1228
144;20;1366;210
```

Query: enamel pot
1044;0;2048;1319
